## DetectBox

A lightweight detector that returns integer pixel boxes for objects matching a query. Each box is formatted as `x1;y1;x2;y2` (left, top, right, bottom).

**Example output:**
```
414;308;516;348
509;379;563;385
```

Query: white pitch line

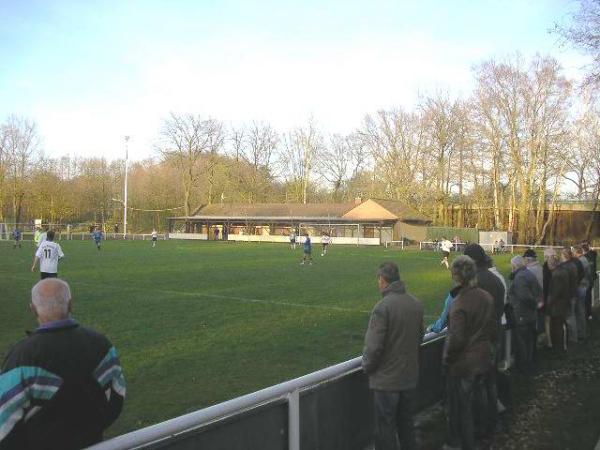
69;280;437;318
163;289;438;319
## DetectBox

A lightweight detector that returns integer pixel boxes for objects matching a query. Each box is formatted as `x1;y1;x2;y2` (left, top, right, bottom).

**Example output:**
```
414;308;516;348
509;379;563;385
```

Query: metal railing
419;241;599;254
88;332;446;450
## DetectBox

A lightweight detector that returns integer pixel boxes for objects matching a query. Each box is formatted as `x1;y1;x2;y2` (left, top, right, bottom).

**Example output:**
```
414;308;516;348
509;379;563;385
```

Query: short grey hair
511;255;526;269
31;278;71;318
546;254;560;270
451;255;478;288
378;262;400;284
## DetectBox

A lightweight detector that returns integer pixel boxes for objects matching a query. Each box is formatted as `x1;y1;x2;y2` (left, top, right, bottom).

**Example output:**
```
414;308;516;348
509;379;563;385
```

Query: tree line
0;55;599;242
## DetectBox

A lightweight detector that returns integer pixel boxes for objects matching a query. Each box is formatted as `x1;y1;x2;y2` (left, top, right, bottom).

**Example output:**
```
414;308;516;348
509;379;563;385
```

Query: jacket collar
35;318;79;334
381;280;406;296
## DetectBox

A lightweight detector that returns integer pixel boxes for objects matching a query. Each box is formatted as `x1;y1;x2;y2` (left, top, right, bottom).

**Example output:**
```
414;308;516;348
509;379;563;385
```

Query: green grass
0;240;514;436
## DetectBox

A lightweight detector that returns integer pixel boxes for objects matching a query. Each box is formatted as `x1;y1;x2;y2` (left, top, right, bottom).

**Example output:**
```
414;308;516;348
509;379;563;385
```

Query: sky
0;0;591;161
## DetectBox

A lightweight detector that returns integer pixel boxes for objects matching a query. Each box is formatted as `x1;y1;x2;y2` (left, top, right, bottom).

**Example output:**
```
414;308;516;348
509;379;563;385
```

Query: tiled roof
195;203;356;217
370;199;430;223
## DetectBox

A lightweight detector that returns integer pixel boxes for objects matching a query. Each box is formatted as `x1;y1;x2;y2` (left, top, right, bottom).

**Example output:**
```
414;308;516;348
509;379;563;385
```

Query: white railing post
288;389;300;450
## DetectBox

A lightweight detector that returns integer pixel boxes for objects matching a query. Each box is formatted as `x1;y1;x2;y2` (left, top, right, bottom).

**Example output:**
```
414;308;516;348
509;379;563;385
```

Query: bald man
0;279;126;450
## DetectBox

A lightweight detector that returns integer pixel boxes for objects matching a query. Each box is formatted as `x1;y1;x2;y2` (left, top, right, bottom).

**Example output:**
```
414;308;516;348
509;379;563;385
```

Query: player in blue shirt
12;228;22;249
300;234;313;265
92;227;103;250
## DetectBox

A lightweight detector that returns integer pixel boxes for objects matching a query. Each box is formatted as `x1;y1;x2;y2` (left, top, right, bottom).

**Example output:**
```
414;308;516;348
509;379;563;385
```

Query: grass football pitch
0;239;514;436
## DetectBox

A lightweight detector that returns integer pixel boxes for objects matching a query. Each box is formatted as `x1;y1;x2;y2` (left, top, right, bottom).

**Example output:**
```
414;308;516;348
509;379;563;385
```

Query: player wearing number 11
31;230;65;279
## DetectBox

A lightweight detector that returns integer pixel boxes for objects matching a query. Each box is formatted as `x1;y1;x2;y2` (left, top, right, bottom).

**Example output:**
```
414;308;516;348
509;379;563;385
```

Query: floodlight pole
123;136;130;238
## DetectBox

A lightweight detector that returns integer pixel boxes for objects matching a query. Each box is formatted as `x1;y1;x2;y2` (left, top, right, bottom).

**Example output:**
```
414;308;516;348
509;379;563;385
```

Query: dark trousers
447;375;482;450
549;315;566;353
476;370;498;436
373;389;416;450
40;272;58;280
514;323;536;374
585;285;593;319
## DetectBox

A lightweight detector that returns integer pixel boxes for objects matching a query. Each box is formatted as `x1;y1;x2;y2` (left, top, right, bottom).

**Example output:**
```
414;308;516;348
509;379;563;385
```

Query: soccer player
440;236;453;269
12;228;22;249
151;229;158;247
31;230;64;279
289;230;296;250
300;234;312;265
321;232;331;256
92;227;103;250
34;227;47;247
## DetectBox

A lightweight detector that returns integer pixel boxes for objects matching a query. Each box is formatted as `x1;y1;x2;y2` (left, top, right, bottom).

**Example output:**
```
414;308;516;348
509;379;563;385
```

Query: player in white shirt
151;229;158;247
31;230;64;279
289;231;296;250
321;233;331;256
440;237;453;269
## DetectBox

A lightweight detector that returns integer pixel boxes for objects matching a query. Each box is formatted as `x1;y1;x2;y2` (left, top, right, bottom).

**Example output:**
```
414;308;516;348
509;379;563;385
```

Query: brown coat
443;286;497;377
547;263;572;318
362;280;424;391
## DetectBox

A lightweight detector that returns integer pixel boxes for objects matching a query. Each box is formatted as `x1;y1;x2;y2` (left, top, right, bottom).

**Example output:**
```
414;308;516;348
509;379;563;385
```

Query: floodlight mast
123;136;130;238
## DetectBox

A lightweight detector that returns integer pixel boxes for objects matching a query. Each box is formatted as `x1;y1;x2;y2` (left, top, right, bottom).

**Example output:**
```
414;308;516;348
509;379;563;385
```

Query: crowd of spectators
364;241;597;450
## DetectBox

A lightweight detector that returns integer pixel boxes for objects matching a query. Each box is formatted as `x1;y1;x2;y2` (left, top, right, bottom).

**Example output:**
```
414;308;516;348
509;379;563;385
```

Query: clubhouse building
167;198;432;245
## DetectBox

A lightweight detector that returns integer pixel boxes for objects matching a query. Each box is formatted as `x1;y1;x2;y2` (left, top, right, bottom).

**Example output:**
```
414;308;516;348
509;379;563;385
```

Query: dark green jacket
362;281;424;391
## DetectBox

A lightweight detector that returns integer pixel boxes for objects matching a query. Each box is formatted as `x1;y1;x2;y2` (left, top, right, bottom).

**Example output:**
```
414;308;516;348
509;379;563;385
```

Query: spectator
523;249;545;352
443;255;497;450
545;250;570;354
463;244;505;433
0;279;125;450
463;245;505;328
498;239;505;253
508;256;542;374
541;249;555;348
362;262;424;450
523;249;543;289
573;245;591;341
427;285;462;334
582;242;597;320
561;247;582;344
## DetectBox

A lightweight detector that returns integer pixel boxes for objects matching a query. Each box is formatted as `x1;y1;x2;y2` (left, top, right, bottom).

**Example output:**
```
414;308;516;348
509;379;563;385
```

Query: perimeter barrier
87;332;446;450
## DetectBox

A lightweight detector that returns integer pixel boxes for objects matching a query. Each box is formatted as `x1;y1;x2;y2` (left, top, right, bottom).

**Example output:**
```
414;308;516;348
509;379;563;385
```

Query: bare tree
2;116;39;223
158;113;224;215
420;94;462;225
280;117;323;204
554;0;600;85
358;108;425;206
316;133;366;201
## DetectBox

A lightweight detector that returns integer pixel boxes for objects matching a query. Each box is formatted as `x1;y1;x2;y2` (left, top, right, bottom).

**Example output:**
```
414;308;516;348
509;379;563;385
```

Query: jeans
566;298;578;344
585;284;593;319
514;322;536;374
373;389;416;450
447;374;485;450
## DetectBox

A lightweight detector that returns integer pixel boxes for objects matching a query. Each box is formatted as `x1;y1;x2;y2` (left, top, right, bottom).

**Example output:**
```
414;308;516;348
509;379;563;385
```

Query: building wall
395;222;427;243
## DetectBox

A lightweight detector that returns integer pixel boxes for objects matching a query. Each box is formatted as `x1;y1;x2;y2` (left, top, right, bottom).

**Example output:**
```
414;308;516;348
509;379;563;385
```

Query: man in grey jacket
362;262;424;450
